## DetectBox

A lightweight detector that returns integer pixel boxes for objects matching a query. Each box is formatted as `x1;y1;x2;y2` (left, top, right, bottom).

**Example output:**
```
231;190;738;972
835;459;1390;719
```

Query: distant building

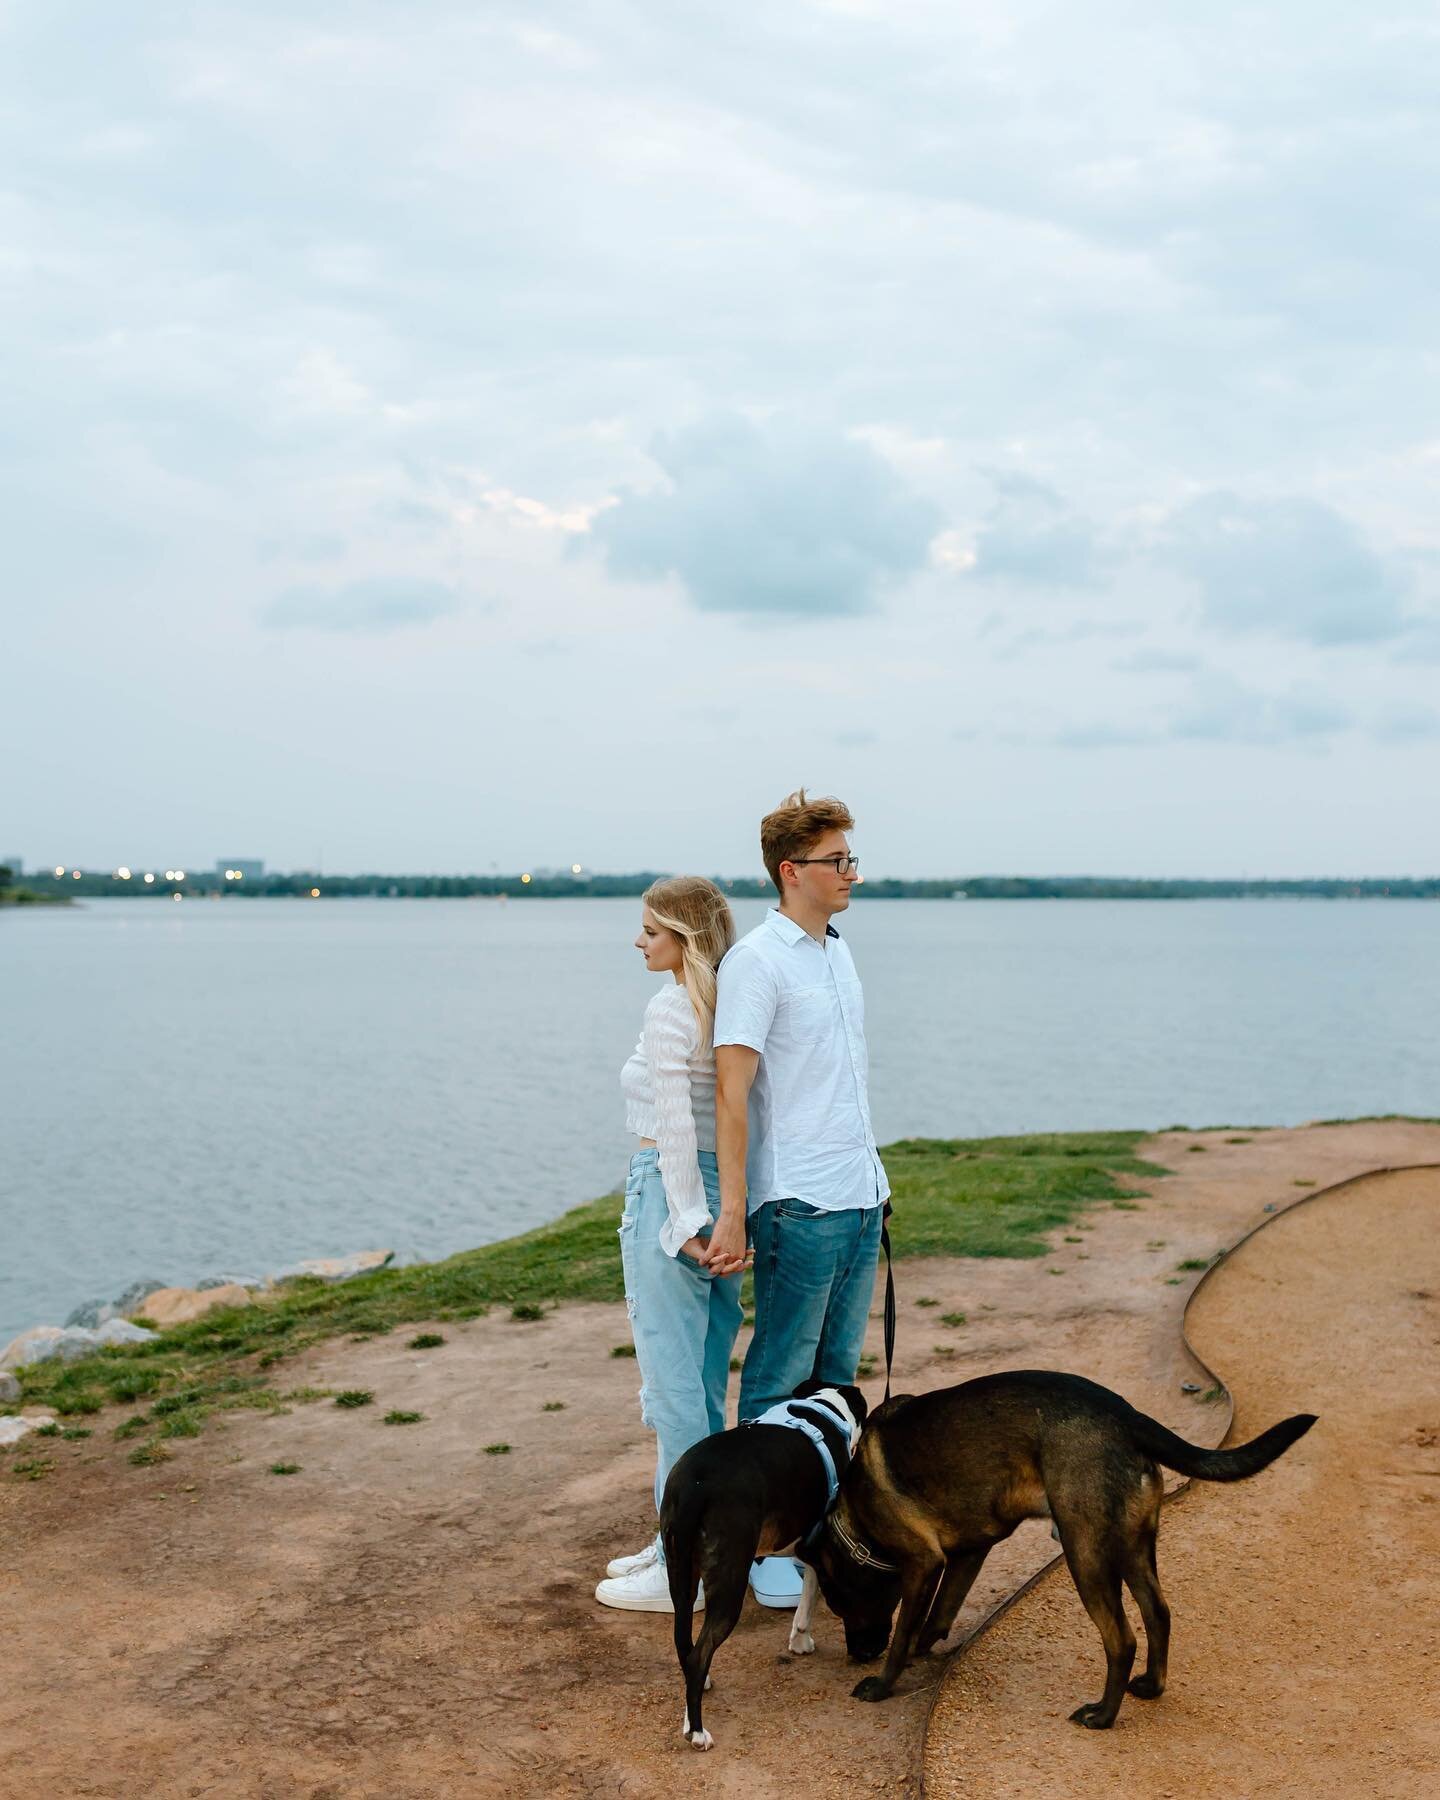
217;859;265;883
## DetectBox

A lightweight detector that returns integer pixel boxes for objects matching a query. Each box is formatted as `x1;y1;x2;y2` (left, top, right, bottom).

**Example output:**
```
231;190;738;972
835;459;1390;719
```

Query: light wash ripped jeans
618;1147;743;1558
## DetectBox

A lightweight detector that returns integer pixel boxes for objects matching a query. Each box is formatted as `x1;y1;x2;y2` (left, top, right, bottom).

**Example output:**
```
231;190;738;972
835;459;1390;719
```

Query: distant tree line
19;869;1440;901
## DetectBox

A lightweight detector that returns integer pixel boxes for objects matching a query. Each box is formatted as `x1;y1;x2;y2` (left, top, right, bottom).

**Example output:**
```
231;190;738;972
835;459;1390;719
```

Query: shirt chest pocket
774;982;840;1045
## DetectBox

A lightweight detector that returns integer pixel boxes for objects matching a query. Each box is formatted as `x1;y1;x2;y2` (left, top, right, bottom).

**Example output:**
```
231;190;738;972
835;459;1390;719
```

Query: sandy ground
2;1120;1437;1800
923;1161;1440;1799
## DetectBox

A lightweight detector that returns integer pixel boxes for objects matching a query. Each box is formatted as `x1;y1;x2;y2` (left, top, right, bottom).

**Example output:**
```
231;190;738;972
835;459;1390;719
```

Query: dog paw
1127;1673;1164;1699
1068;1702;1115;1730
788;1630;815;1655
687;1729;714;1751
704;1674;713;1691
851;1676;890;1703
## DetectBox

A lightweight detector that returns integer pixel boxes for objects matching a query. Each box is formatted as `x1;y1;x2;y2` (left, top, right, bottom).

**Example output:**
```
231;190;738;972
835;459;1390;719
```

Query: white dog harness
745;1392;856;1508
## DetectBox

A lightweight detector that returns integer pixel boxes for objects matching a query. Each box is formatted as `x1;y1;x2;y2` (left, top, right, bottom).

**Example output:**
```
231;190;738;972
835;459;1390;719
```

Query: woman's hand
701;1209;749;1277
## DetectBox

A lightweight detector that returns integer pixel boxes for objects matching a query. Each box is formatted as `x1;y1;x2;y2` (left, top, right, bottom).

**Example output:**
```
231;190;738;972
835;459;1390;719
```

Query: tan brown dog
799;1370;1315;1729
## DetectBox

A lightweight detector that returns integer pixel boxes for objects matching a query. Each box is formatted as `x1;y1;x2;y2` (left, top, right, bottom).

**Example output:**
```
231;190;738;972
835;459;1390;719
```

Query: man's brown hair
760;789;855;893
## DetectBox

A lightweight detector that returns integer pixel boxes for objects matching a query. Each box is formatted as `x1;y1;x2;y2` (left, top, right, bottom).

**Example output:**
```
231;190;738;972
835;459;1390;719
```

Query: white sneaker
749;1556;805;1609
605;1540;660;1579
595;1560;704;1613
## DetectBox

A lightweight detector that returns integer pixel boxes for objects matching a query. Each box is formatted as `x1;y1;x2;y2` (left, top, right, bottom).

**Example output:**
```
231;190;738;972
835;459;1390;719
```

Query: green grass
1176;1258;1211;1271
484;1442;510;1455
383;1409;424;1425
269;1462;301;1475
333;1390;373;1409
8;1130;1167;1443
407;1333;445;1349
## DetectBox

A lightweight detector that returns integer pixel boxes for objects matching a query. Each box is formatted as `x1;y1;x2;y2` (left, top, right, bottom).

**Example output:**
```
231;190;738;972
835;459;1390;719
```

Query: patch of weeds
1113;1200;1142;1211
114;1414;151;1440
510;1302;545;1322
933;1346;957;1358
483;1442;511;1455
407;1333;445;1350
35;1422;61;1438
915;1297;939;1308
1064;1235;1083;1243
383;1410;424;1426
1225;1136;1252;1144
257;1350;287;1370
1187;1145;1208;1153
1293;1179;1316;1188
53;1390;103;1417
333;1390;374;1409
1177;1258;1210;1272
542;1401;566;1412
610;1344;636;1359
151;1389;205;1416
269;1462;301;1476
729;1356;742;1371
157;1410;206;1439
1165;1277;1184;1285
281;1387;332;1405
1199;1386;1225;1404
1048;1268;1065;1276
856;1355;878;1377
1146;1240;1167;1250
105;1370;161;1404
12;1458;53;1481
128;1441;171;1467
940;1312;967;1328
62;1427;92;1441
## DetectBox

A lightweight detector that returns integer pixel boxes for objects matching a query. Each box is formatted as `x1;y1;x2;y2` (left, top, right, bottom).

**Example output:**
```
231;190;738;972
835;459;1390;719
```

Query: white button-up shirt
714;907;889;1215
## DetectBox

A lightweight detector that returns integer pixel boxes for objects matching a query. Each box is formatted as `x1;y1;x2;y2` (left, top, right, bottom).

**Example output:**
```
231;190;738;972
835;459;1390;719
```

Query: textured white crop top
620;983;717;1256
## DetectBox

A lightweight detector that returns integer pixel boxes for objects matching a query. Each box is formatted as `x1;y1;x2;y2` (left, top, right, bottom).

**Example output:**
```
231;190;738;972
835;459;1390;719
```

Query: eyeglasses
787;854;860;877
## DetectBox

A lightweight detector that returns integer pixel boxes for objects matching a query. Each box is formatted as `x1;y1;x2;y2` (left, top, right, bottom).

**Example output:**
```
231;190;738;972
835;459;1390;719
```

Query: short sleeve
713;942;780;1051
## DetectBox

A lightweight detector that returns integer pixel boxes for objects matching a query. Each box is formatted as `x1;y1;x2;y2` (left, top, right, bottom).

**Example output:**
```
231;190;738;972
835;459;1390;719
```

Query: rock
0;1318;154;1370
0;1413;56;1448
0;1372;20;1404
93;1318;156;1346
65;1279;167;1331
272;1251;394;1285
194;1274;264;1291
137;1284;253;1327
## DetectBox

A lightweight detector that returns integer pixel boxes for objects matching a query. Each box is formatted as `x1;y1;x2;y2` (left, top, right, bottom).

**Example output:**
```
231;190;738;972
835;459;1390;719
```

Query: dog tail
662;1493;703;1659
1130;1406;1317;1482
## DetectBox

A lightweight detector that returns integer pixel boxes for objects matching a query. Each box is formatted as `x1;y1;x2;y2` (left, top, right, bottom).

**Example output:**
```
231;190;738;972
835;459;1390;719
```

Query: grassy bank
7;1132;1166;1461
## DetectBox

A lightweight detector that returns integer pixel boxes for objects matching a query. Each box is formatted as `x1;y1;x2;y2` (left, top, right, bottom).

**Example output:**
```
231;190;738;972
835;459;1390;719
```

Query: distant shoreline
19;874;1440;901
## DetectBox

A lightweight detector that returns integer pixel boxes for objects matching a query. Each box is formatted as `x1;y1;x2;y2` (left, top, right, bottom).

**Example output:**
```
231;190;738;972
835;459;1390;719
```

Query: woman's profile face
635;906;684;976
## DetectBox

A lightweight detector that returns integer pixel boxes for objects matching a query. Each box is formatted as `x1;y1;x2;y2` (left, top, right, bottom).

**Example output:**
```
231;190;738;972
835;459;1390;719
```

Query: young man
704;790;890;1608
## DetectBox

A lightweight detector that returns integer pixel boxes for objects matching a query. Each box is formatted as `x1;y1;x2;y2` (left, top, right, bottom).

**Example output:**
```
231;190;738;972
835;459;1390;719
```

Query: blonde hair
760;789;855;893
643;875;736;1047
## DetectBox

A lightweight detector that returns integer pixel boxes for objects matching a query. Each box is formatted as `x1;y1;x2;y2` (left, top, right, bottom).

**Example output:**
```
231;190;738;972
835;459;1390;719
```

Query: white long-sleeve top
620;984;716;1256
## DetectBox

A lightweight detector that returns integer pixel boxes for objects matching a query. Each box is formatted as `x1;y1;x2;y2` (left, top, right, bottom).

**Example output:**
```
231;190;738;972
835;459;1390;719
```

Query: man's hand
700;1208;749;1277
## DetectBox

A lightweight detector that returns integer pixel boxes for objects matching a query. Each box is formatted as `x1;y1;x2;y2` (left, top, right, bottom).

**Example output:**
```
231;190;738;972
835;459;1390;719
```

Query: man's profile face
786;827;857;914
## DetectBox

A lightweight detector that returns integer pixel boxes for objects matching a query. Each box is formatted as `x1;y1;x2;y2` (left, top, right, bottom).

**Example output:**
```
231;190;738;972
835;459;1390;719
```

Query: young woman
595;875;745;1612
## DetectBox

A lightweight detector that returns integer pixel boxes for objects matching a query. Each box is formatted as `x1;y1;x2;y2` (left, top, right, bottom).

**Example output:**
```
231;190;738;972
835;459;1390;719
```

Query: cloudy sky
5;1;1438;879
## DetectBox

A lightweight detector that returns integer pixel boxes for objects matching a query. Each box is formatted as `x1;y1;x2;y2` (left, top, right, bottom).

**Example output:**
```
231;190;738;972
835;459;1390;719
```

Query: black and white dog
659;1379;867;1749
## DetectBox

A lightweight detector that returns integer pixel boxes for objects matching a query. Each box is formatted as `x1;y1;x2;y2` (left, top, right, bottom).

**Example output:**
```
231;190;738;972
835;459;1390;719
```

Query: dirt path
2;1121;1437;1799
923;1162;1440;1799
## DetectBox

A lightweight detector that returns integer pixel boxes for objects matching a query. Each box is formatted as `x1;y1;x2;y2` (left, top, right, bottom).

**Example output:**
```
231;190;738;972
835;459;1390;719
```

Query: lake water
2;896;1436;1343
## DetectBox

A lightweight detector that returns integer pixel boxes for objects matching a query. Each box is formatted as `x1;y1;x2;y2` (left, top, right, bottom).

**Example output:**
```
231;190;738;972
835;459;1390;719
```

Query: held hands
698;1209;751;1278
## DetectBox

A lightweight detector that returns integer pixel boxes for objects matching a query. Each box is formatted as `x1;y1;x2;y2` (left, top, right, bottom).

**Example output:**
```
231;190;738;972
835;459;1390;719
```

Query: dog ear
836;1384;868;1427
791;1377;826;1401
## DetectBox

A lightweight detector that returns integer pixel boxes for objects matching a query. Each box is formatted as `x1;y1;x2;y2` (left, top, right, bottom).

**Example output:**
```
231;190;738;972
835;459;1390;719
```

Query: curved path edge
909;1158;1440;1798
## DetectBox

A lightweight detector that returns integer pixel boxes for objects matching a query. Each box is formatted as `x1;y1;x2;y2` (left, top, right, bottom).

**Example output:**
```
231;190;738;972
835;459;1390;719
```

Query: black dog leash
881;1201;896;1402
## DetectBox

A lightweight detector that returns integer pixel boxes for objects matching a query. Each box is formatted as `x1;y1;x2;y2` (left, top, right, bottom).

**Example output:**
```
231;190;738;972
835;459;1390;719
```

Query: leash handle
881;1202;896;1403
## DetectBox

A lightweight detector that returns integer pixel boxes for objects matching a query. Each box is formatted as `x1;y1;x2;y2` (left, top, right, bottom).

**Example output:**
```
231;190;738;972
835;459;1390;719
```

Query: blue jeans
739;1199;883;1420
619;1149;743;1552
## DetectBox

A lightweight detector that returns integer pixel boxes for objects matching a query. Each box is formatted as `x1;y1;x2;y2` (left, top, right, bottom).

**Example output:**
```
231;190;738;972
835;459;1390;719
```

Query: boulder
64;1279;167;1330
137;1284;253;1328
272;1250;394;1285
0;1372;21;1404
195;1274;264;1291
0;1413;56;1448
0;1319;155;1370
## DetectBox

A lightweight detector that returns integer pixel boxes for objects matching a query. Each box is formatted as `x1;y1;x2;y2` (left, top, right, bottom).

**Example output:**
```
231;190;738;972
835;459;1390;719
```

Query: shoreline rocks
2;1251;400;1386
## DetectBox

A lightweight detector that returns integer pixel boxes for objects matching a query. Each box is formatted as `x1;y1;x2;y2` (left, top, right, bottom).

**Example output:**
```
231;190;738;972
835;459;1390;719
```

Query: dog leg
679;1565;748;1750
915;1545;989;1656
1123;1527;1170;1700
788;1565;820;1655
1058;1528;1135;1729
852;1557;944;1702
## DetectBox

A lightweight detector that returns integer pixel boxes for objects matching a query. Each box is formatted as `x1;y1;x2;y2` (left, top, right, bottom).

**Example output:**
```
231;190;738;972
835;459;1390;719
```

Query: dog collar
830;1514;900;1574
